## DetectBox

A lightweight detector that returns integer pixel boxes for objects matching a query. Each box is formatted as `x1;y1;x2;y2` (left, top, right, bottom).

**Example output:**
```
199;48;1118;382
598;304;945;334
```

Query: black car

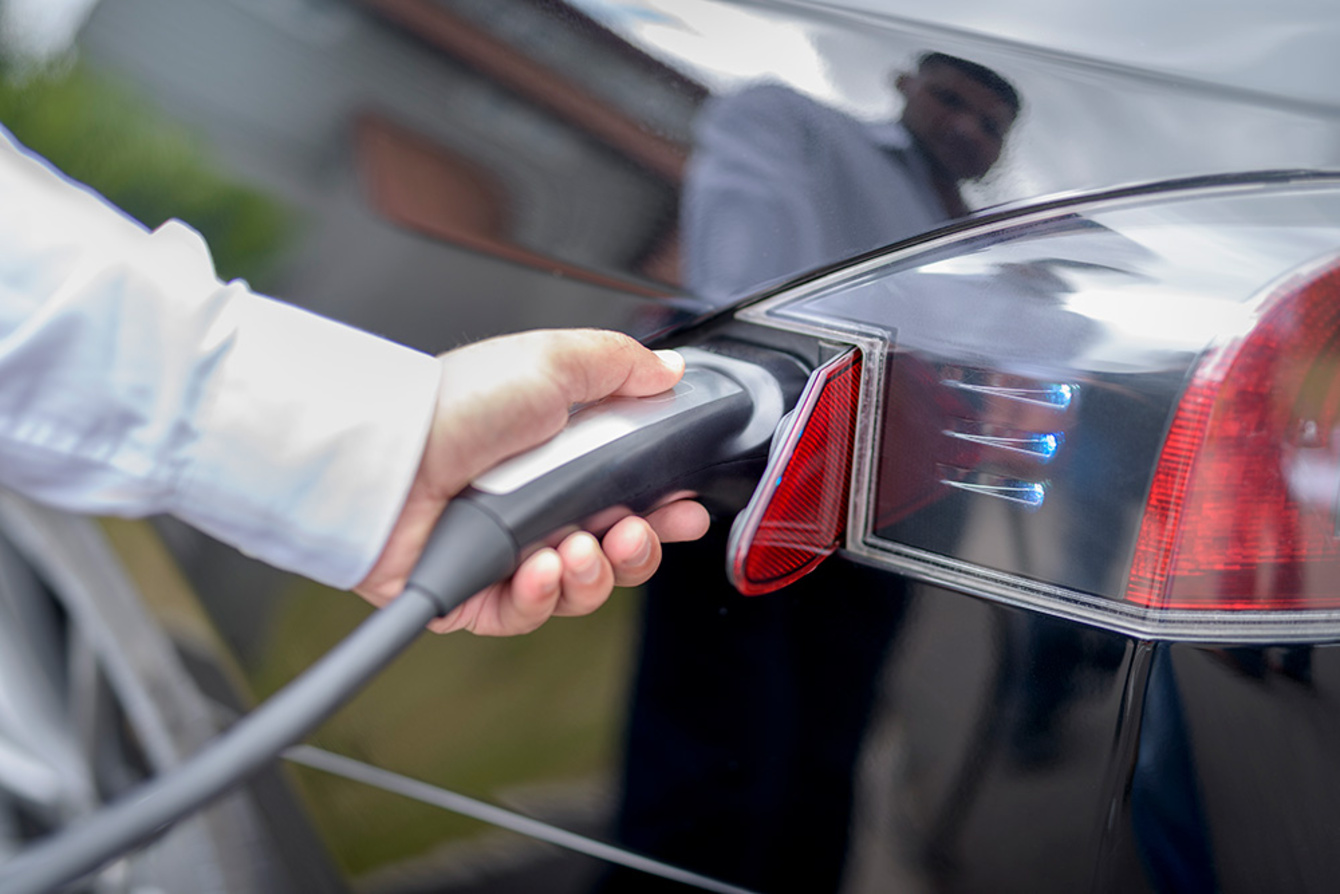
2;1;1340;892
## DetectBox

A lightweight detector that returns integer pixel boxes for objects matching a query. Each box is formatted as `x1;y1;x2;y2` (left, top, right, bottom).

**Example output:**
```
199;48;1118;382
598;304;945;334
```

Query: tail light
727;350;861;595
728;177;1340;639
1127;255;1340;611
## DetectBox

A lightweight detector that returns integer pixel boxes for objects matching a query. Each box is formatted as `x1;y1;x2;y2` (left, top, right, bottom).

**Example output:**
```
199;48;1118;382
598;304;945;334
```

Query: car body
2;1;1340;892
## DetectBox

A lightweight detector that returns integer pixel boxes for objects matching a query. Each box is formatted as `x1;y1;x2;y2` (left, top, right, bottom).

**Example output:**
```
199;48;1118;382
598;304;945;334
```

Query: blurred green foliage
0;60;291;288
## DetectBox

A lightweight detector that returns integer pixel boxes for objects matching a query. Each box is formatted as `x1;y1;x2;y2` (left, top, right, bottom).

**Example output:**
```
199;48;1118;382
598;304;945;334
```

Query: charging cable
0;346;802;893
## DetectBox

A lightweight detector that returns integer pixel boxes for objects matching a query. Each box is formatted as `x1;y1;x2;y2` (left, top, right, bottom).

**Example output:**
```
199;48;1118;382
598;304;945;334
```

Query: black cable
0;349;798;892
0;500;517;894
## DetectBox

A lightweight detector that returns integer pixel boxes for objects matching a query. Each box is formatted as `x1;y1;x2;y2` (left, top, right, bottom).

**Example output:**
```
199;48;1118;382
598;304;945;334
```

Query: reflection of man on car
682;52;1020;302
600;56;1023;894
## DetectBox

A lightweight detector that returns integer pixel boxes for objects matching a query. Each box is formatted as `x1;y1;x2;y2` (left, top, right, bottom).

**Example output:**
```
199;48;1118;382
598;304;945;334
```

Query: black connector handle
403;346;805;608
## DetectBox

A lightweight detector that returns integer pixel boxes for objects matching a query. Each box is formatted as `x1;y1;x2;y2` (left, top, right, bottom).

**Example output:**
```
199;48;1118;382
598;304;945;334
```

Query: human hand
355;329;711;634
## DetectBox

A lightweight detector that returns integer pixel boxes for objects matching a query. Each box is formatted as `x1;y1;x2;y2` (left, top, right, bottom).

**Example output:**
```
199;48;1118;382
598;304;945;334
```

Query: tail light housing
726;176;1340;639
1128;256;1340;611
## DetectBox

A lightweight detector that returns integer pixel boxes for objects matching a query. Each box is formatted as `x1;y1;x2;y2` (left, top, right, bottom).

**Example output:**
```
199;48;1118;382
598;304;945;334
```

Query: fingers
552;531;616;616
359;328;705;638
555;502;706;599
599;517;660;589
567;503;707;597
428;530;619;634
425;500;709;635
644;500;712;544
428;547;564;635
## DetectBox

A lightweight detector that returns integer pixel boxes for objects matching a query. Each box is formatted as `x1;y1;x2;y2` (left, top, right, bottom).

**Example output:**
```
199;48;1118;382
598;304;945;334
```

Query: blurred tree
0;58;292;289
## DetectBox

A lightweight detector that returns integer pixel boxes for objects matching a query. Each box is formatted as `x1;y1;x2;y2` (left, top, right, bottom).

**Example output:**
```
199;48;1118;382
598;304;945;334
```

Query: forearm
0;130;439;588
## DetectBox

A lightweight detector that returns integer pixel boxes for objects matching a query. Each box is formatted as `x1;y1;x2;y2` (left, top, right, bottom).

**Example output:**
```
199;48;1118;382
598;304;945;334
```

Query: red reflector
728;350;861;595
1128;256;1340;610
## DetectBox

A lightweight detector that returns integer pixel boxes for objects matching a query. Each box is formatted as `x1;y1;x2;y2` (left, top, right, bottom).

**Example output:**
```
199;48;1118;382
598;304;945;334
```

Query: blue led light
1033;432;1063;461
1049;384;1075;409
942;476;1048;508
943;429;1065;461
941;380;1079;410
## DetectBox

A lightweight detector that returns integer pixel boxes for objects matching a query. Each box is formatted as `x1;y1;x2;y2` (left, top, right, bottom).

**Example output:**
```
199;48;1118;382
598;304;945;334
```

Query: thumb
540;329;685;405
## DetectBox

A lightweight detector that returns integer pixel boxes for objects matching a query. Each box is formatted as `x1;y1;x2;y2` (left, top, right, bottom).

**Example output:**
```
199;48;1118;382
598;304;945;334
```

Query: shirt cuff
172;286;441;589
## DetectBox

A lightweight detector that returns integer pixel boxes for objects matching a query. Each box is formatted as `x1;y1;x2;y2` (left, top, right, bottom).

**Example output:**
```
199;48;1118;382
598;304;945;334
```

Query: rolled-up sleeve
0;129;440;589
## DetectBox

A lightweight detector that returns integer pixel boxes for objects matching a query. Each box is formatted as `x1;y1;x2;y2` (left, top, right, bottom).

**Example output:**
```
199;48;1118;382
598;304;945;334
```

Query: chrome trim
845;541;1340;645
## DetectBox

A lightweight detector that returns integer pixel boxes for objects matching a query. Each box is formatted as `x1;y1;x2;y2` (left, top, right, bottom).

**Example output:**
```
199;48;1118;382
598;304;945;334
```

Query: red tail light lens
1127;256;1340;611
728;350;861;595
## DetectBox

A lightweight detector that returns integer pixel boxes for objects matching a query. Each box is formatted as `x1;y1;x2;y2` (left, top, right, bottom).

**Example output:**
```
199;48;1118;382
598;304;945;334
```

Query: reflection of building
74;0;705;348
357;0;702;291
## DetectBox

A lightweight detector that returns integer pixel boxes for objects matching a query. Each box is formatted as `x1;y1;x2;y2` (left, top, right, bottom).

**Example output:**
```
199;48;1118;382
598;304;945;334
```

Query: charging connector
0;344;804;893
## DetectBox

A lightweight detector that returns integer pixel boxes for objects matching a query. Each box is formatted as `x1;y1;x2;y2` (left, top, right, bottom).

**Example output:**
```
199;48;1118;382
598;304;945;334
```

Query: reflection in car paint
6;0;1340;890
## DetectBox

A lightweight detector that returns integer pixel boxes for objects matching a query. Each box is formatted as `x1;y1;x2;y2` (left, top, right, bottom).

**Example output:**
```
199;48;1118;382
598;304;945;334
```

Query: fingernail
536;550;563;595
571;533;601;583
654;349;684;374
629;530;652;567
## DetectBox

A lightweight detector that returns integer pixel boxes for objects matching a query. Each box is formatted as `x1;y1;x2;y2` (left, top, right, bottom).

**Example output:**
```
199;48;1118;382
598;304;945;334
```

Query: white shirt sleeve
0;129;441;589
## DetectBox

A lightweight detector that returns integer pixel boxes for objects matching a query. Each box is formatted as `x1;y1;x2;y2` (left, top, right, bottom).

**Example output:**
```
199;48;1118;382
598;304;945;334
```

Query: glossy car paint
3;0;1340;892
